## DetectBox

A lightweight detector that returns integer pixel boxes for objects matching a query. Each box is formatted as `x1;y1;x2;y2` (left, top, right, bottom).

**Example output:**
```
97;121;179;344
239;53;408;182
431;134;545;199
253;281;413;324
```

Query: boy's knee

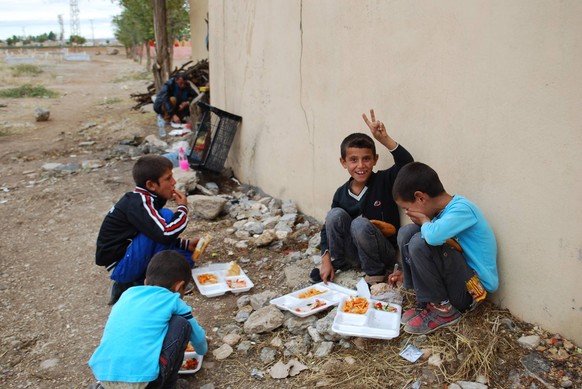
326;207;350;224
350;217;373;238
168;315;192;337
408;233;430;257
397;224;421;247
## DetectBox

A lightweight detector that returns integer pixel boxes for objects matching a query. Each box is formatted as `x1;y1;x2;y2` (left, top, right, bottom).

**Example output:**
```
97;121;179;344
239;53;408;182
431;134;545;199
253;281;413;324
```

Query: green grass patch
11;64;43;77
0;84;58;98
114;71;151;83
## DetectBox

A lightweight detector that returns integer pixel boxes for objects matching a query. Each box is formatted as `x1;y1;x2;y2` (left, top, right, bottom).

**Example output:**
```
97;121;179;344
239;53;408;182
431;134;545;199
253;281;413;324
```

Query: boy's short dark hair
132;155;173;188
145;250;193;290
340;133;376;160
392;162;446;202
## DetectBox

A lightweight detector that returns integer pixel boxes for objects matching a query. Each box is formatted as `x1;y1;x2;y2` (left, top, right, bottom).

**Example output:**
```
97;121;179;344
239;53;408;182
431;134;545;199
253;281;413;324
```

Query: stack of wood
130;58;209;110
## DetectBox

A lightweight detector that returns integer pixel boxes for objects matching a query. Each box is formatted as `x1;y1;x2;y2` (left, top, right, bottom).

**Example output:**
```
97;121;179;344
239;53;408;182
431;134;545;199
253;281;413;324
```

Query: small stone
270;336;283;348
428;353;442;367
315;341;334;358
222;333;241;346
517;335;541;350
250;368;264;380
269;361;289;379
344;356;356;365
288;358;308;376
259;347;277;364
212;344;233;360
199;384;215;389
34;107;50;121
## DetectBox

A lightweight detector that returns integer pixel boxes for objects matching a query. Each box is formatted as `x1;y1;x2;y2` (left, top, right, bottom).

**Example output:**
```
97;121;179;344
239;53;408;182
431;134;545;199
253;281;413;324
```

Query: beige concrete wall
208;1;582;344
188;0;208;62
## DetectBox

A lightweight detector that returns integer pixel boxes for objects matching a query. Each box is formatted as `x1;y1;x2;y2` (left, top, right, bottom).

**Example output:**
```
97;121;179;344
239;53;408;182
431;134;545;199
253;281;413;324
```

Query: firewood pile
130;58;209;110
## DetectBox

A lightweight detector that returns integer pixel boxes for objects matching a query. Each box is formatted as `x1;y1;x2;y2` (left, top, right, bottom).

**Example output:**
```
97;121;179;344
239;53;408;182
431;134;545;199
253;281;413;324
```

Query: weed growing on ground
0;84;58;98
113;71;151;82
11;64;43;77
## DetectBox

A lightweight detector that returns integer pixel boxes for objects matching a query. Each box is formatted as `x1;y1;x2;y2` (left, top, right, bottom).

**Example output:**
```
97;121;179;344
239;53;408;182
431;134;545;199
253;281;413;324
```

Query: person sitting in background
154;73;197;124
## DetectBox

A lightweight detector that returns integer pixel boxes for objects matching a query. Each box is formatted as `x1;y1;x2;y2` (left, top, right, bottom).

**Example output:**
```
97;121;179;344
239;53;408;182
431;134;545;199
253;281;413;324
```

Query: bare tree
152;0;172;91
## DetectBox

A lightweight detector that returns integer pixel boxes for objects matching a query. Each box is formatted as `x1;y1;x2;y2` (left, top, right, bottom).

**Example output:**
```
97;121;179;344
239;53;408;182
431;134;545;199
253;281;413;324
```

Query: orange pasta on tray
342;297;369;314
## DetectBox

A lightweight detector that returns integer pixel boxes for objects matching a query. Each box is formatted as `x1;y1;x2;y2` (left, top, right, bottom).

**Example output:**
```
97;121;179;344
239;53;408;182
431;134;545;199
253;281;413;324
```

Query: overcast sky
0;0;123;40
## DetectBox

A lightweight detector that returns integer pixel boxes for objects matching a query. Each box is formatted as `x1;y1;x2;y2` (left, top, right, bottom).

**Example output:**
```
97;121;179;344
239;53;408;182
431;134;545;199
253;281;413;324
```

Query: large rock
243;305;285;334
188;194;227;220
173;168;200;194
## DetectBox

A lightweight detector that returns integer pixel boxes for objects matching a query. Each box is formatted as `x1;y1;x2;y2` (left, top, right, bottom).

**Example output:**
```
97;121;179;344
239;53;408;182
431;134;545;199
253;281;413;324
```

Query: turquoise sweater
420;195;498;292
89;286;207;383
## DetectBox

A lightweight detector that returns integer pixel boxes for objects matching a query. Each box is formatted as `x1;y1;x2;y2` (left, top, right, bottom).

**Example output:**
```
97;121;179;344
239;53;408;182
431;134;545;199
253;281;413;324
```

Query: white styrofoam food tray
270;282;357;317
179;351;203;374
192;263;254;297
332;296;401;339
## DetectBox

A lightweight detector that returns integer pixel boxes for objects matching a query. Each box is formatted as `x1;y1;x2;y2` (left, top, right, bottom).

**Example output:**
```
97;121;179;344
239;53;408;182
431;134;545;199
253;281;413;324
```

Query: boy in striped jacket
96;155;199;305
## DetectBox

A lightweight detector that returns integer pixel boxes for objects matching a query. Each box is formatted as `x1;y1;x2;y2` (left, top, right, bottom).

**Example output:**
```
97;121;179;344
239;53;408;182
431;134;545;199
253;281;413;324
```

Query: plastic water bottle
179;147;189;171
157;115;166;138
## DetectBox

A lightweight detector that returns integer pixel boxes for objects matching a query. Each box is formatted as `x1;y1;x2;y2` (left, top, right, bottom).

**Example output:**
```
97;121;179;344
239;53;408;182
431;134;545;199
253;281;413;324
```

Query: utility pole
58;14;65;44
90;19;95;46
70;0;80;43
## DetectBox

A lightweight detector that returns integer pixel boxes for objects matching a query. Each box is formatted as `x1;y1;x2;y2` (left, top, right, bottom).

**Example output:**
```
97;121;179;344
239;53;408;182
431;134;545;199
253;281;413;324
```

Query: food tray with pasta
331;296;401;339
270;282;357;317
192;262;254;297
179;351;203;374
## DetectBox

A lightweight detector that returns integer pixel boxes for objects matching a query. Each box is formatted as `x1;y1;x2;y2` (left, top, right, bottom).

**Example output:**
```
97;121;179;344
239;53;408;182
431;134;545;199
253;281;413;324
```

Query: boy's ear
171;280;186;294
145;179;158;192
339;156;348;169
414;191;428;202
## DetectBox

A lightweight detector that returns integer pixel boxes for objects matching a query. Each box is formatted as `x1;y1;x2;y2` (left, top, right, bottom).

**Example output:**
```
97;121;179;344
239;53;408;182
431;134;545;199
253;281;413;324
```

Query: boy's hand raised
405;210;431;226
173;189;188;207
362;109;398;150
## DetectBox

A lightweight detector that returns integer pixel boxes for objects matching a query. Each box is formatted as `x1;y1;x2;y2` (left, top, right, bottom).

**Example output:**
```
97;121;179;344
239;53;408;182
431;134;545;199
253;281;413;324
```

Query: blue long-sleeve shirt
89;286;207;383
420;195;498;292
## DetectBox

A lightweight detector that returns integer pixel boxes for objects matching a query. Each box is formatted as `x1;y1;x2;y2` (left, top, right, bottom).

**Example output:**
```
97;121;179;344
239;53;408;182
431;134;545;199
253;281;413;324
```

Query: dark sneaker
309;262;351;284
108;281;137;305
404;303;462;335
401;301;427;325
184;281;195;295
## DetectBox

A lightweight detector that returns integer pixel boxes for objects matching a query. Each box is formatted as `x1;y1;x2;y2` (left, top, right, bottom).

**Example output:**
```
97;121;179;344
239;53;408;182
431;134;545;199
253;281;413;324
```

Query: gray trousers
397;224;474;311
325;208;396;276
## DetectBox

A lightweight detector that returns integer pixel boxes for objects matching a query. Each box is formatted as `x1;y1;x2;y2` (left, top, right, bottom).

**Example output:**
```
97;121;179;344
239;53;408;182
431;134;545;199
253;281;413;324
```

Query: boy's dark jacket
320;144;413;251
153;77;197;116
95;187;189;268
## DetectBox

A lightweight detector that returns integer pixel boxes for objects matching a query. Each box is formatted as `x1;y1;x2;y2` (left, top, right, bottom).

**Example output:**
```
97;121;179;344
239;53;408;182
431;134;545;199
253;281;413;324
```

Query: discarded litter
399;344;424;363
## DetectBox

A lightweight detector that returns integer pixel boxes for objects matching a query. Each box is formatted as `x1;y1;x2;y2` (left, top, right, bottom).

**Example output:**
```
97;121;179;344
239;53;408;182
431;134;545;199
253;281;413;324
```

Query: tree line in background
112;0;190;89
1;31;88;46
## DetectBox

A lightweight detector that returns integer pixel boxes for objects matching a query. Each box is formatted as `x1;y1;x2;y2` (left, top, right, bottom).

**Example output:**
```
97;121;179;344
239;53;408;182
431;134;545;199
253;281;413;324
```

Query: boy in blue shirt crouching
389;162;498;335
89;250;208;388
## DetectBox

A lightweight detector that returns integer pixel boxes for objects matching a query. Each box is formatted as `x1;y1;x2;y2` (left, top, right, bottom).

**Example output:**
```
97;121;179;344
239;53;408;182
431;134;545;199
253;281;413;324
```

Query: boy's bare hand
173;189;188;207
319;261;335;285
362;109;398;149
187;237;200;253
388;269;403;287
405;210;431;226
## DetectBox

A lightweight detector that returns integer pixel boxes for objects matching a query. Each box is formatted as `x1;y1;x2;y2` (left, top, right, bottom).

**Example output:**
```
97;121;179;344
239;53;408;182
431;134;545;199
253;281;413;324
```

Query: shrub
0;84;58;98
11;64;43;77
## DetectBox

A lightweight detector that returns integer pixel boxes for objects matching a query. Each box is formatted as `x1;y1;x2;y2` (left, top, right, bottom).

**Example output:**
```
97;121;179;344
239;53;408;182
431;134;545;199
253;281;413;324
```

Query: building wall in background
207;1;582;344
188;0;209;62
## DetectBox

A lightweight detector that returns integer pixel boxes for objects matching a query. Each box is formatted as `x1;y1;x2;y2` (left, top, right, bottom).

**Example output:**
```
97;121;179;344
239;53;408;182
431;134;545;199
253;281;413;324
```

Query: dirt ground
0;51;580;389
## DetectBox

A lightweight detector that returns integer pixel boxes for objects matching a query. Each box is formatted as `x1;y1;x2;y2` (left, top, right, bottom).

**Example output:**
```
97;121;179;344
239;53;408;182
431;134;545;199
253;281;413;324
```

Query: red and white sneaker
401;302;427;325
404;303;462;335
